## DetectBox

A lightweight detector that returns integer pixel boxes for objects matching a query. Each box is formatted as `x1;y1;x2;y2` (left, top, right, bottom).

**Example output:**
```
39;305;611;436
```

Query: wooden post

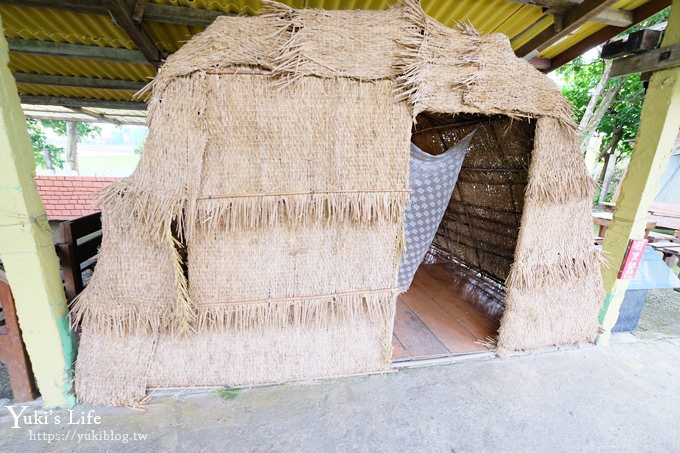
0;16;76;406
599;152;617;203
598;0;680;344
66;121;78;172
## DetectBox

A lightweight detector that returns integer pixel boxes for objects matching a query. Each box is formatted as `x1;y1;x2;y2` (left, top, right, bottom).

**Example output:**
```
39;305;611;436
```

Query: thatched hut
73;0;603;405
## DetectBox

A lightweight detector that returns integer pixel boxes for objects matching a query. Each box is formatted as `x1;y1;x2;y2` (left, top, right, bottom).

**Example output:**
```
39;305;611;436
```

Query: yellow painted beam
598;0;680;344
0;15;75;406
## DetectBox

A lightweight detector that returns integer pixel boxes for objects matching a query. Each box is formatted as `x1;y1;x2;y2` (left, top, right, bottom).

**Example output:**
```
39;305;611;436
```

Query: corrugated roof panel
152;0;264;15
422;0;514;31
493;4;544;39
540;22;607;58
616;0;650;10
0;5;134;49
462;1;522;32
9;54;155;82
510;15;555;50
144;22;206;53
16;84;138;102
85;108;147;116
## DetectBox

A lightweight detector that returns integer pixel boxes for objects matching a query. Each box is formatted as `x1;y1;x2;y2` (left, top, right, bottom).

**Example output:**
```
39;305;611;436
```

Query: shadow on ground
635;288;680;339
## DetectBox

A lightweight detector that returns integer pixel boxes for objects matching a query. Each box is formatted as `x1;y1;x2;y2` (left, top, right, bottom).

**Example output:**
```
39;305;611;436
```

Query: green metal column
0;16;76;406
598;0;680;344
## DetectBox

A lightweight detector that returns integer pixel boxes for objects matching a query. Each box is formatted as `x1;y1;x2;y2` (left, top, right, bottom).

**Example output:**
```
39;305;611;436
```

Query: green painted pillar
598;0;680;344
0;16;76;406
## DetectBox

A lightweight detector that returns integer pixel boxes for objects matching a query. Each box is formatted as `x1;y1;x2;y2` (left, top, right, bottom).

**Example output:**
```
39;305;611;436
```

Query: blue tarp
656;154;680;204
628;245;680;290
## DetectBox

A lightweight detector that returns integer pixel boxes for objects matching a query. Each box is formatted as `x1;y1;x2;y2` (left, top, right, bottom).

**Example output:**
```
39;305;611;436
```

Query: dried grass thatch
497;117;603;354
75;0;603;405
70;201;193;337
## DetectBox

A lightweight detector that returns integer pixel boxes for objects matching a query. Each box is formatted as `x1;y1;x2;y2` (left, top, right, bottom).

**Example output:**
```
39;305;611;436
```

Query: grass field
78;154;140;177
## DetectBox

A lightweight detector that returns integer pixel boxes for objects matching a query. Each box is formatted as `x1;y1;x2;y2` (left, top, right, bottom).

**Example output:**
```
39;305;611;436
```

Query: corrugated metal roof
16;83;137;102
0;4;134;48
156;0;264;15
0;0;661;109
9;54;155;82
144;22;205;53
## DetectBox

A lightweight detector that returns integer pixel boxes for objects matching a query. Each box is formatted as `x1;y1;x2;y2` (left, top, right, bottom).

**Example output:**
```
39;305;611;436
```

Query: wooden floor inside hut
392;263;501;362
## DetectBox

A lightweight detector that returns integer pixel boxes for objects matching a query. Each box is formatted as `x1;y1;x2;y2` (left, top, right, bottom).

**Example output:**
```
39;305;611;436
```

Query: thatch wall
73;0;604;405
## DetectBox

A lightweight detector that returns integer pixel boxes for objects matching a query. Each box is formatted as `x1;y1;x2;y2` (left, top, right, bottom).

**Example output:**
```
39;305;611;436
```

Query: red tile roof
34;176;121;221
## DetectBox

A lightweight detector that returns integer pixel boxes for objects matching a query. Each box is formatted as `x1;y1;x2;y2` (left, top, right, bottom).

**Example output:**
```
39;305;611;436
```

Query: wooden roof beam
546;0;672;71
505;0;580;9
0;0;104;15
25;105;126;125
515;0;621;57
594;8;634;27
102;0;161;69
132;0;148;23
609;42;680;78
24;112;100;123
7;38;149;65
76;107;122;124
507;0;633;27
0;0;230;27
23;111;146;125
13;72;146;91
528;56;551;69
142;2;226;26
20;95;146;110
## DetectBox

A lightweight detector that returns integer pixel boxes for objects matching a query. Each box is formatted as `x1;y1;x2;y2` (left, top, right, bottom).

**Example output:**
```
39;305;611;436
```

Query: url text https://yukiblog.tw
5;405;147;444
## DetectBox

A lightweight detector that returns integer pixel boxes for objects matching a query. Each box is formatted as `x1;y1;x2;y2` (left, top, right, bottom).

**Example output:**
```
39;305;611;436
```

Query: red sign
618;239;648;280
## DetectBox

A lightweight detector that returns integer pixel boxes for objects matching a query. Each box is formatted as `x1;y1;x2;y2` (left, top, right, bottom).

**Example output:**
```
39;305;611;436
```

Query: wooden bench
649;241;680;292
595;201;680;243
55;212;102;303
650;241;680;264
593;212;657;239
0;270;38;402
648;231;680;243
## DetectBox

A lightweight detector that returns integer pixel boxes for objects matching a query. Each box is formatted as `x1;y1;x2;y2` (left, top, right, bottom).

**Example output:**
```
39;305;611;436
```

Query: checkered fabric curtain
398;132;475;290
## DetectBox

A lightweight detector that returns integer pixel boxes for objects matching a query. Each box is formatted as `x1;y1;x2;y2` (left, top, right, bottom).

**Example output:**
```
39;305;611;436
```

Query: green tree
555;9;669;202
26;118;64;170
26;119;102;171
134;132;146;156
558;58;644;162
39;120;101;140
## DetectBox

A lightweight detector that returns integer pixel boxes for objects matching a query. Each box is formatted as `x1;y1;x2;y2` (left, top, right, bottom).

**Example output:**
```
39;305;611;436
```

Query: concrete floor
1;290;680;452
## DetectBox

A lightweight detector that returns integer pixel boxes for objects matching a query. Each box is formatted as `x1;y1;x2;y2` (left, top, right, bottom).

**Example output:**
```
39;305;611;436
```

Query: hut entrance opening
391;113;536;362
